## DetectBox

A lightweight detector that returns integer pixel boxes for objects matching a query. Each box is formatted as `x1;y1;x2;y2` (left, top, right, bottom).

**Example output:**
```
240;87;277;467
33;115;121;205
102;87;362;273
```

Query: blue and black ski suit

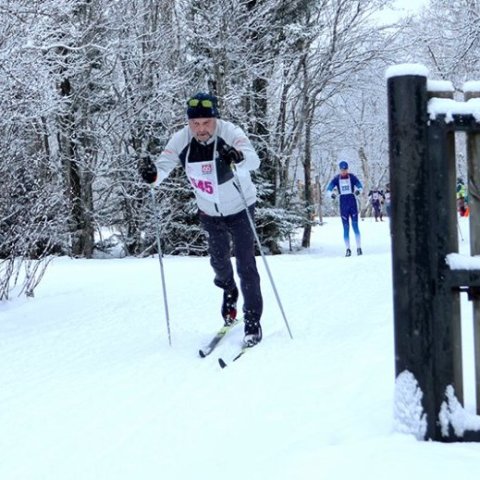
327;173;363;250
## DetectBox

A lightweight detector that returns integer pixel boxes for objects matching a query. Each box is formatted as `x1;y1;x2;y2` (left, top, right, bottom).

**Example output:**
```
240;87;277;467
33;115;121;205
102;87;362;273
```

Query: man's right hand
330;192;336;200
139;156;157;184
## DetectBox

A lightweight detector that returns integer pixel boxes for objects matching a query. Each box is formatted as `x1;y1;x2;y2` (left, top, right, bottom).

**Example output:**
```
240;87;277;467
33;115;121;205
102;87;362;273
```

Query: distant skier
368;188;385;221
457;177;469;217
327;161;363;257
384;183;391;218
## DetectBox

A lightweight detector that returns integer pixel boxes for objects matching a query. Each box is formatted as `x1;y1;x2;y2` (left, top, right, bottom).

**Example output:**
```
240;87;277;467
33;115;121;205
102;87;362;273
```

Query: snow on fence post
387;65;440;442
387;64;480;442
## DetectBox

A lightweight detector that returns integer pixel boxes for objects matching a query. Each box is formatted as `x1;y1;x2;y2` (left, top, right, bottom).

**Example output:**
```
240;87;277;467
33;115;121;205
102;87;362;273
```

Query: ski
198;318;241;358
218;343;257;368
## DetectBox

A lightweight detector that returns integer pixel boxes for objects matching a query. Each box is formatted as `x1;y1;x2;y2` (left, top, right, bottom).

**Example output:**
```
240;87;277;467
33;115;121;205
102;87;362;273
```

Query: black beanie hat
186;92;220;119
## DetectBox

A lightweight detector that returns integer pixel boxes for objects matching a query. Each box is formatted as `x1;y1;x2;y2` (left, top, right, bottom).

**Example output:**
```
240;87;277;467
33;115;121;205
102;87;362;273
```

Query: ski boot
244;314;262;347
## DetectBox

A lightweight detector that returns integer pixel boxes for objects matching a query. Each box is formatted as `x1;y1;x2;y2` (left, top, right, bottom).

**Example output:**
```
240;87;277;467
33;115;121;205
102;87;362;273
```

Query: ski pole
231;167;293;340
354;192;363;220
149;188;172;346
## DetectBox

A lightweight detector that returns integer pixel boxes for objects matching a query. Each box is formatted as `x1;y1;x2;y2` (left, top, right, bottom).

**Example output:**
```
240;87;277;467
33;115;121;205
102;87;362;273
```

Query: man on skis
327;161;363;257
138;93;263;347
368;188;385;221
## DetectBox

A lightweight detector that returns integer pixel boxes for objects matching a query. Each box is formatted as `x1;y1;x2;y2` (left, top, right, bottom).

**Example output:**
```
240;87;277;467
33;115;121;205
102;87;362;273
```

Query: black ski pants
199;205;263;321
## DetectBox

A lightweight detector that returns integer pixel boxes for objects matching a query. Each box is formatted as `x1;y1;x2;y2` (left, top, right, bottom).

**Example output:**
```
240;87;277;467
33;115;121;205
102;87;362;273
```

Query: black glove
139;156;157;184
219;144;244;167
355;189;361;196
330;192;336;200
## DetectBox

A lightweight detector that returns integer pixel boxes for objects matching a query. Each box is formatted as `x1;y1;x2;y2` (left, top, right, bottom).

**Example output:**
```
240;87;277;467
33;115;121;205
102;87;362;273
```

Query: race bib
339;177;352;195
186;161;219;202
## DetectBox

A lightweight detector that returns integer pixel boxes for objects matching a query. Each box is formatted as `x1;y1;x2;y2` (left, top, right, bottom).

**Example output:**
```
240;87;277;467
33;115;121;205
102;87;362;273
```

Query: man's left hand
220;145;244;166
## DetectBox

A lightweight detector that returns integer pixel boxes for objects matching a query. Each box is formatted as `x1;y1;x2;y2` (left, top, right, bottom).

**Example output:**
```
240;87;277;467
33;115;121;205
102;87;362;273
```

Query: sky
376;0;430;24
1;214;479;479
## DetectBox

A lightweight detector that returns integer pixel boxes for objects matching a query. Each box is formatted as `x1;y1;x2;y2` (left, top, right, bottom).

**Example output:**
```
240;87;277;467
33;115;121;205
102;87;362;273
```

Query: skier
327;161;363;257
456;177;469;217
384;183;391;218
368;188;385;221
139;92;263;346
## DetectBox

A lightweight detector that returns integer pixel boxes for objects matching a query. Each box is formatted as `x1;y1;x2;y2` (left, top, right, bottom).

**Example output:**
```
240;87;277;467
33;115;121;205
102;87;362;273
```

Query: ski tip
218;358;227;369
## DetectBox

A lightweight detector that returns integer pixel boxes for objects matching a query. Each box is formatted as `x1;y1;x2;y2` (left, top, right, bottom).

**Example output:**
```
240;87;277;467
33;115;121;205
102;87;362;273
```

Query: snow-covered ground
1;216;479;479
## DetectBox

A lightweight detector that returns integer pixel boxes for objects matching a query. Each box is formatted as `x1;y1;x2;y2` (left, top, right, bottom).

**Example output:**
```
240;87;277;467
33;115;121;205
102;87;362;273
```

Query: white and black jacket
153;119;260;217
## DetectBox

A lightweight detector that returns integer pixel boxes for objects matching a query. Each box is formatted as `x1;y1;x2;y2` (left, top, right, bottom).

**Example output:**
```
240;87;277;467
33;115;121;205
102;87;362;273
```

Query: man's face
340;168;348;177
189;117;217;142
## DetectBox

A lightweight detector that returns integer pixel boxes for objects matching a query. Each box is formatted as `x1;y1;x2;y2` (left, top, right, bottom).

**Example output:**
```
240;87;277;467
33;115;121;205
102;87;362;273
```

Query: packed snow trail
1;219;478;480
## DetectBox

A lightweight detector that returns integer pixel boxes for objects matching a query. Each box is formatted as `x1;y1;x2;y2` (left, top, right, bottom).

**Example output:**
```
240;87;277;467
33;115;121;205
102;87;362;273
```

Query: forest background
1;0;478;299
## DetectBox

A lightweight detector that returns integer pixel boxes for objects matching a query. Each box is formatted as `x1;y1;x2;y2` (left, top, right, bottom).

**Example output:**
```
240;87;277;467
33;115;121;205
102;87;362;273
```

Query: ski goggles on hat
187;98;214;108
